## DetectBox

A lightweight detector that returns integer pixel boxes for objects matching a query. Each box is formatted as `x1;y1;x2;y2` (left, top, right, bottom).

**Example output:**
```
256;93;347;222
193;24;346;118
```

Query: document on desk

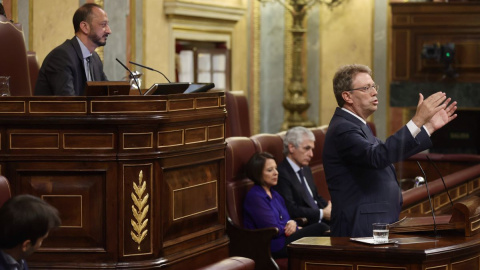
391;237;438;245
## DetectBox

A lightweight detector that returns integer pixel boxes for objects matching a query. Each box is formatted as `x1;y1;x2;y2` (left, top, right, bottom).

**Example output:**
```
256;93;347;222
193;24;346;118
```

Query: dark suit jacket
273;158;328;226
0;250;29;270
323;108;432;237
34;37;107;96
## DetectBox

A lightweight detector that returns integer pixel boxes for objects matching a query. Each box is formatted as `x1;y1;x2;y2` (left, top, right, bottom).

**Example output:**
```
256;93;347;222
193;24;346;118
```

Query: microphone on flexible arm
426;155;454;207
416;161;438;237
129;61;171;83
115;58;141;95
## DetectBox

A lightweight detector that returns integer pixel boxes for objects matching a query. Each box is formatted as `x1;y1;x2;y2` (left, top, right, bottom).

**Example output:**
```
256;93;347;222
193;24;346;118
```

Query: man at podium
34;3;110;96
323;64;458;237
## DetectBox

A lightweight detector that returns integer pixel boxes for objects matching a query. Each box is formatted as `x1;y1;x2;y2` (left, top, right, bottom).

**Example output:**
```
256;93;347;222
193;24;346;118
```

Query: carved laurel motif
130;170;149;251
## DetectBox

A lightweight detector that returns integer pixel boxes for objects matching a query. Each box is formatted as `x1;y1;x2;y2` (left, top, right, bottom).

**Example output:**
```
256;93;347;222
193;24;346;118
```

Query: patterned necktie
298;168;319;210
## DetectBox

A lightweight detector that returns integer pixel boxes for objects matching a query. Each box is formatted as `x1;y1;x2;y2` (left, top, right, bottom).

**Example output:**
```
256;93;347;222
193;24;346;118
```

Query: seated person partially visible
34;3;110;96
243;152;329;259
0;194;61;270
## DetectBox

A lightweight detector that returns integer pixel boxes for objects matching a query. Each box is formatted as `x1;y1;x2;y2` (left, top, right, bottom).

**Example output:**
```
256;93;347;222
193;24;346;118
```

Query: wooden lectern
389;195;480;236
0;92;228;269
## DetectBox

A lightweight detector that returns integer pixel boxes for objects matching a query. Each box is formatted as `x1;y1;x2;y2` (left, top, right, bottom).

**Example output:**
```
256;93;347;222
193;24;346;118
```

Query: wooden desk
0;93;228;269
288;232;480;270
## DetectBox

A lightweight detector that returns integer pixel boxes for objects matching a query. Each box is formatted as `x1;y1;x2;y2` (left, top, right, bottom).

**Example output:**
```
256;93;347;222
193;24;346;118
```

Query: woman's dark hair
72;3;102;33
0;194;61;249
246;152;275;186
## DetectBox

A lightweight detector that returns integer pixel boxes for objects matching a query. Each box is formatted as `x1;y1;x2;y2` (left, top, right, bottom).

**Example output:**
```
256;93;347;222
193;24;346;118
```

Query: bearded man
35;3;111;96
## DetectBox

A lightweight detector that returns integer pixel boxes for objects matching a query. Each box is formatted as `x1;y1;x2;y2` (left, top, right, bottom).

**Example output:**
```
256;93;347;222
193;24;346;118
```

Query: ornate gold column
258;0;342;130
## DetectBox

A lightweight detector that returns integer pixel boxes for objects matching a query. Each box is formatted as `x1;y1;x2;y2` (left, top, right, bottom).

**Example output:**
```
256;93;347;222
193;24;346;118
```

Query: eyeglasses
350;84;379;93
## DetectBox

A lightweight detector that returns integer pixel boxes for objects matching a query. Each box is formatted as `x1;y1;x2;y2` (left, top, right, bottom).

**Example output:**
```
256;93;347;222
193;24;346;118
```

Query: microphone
129;61;171;83
116;58;141;95
416;161;438;237
426;155;454;207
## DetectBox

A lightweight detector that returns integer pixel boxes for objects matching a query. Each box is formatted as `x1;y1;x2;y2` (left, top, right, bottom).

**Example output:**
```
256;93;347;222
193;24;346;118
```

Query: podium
0;92;227;269
389;195;480;236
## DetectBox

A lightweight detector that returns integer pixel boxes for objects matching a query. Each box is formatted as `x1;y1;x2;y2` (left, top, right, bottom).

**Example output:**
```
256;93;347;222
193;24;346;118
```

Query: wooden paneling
0;93;228;269
391;2;480;82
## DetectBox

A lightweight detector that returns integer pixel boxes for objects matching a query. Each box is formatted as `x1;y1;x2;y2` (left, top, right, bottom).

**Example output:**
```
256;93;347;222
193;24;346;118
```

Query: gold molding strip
451;255;480;268
195;97;220;109
167;98;195;112
208;124;224;141
357;265;406;269
158;129;185;148
425;264;447;270
184;127;207;145
10;133;59;149
29;101;87;114
63;133;114;149
172;180;218;221
0;101;26;113
123;132;154;150
130;170;149;251
90;100;167;114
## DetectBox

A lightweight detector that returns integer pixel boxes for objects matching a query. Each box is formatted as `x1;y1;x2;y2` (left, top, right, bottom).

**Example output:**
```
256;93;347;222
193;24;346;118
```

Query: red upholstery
251;133;285;164
308;127;330;201
196;257;255;270
225;91;252;137
226;137;258;226
0;17;32;96
225;137;285;270
0;175;11;207
27;51;39;92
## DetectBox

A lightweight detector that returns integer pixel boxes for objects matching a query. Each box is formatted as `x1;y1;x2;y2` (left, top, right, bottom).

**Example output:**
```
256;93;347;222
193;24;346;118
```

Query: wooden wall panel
0;93;228;269
391;2;480;82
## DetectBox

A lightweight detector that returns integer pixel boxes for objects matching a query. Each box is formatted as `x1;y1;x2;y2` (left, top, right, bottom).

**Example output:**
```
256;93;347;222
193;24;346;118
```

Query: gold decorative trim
184;127;207;145
172;180;218;221
195;97;220;109
471;218;480;232
158;129;185;148
451;255;480;268
167;98;195;112
0;101;26;113
208;124;224;141
90;100;167;114
425;264;447;270
63;133;115;149
305;262;352;268
29;101;87;114
130;170;149;251
10;133;59;149
41;195;83;228
123;132;154;150
357;264;406;269
122;163;153;257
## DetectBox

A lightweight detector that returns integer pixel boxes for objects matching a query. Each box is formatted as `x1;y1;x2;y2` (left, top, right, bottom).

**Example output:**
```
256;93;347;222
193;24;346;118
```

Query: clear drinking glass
0;76;11;96
372;223;389;243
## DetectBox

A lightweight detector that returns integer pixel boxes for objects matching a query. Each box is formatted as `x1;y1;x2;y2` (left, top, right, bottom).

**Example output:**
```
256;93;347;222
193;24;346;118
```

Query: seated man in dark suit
0;195;61;270
273;126;332;227
34;3;111;96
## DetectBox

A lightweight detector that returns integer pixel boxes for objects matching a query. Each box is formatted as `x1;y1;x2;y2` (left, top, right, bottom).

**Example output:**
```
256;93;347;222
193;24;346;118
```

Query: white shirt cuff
406;120;422;138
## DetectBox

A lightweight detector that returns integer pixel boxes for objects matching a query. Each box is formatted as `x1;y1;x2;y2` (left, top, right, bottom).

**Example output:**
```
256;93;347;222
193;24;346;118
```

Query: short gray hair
283;126;315;156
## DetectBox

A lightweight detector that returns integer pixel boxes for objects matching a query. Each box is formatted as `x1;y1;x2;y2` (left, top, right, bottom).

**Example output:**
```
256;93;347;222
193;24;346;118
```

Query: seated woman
243;152;329;258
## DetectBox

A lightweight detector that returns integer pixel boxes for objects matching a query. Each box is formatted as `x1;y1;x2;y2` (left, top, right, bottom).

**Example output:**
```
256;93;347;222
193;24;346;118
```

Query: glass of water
372;223;389;244
0;76;10;96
